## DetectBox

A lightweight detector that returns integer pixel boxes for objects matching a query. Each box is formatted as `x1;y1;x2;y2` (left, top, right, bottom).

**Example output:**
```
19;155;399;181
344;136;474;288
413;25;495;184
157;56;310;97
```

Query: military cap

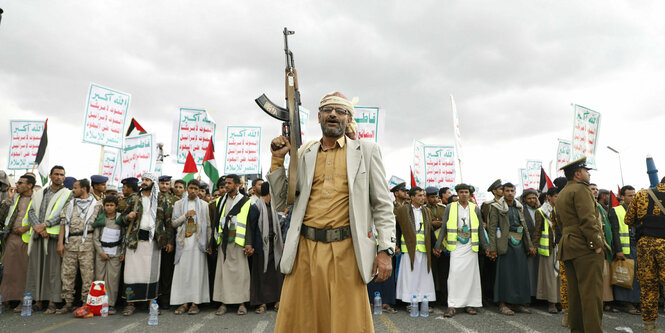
90;175;108;184
158;175;172;182
487;179;502;192
454;183;471;192
390;182;407;193
425;186;439;196
560;156;592;171
121;177;139;185
63;177;77;190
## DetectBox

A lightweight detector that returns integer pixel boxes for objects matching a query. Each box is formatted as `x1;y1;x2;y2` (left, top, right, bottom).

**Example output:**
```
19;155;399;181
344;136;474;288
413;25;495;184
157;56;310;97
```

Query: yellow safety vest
614;205;630;255
216;196;251;247
537;209;550;256
46;190;72;235
4;196;33;244
445;202;480;252
400;211;426;254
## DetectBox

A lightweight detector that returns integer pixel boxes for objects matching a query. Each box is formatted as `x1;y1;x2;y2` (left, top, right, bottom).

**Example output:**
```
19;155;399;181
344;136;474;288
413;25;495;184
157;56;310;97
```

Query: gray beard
320;122;346;138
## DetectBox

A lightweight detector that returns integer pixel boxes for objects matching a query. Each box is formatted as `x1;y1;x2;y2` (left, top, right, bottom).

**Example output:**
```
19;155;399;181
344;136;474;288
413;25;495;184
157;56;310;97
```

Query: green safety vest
614;205;630;255
4;195;33;244
216;196;251;247
537;209;551;256
400;211;427;254
445;202;480;252
45;190;72;235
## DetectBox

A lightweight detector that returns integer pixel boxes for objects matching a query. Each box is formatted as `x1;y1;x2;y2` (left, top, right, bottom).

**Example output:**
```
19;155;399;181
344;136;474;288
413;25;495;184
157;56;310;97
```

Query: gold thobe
274;136;374;333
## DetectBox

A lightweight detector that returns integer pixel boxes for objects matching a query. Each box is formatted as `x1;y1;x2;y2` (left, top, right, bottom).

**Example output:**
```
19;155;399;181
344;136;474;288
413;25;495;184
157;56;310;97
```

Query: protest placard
519;168;528;192
7;120;45;170
120;134;153;179
423;145;456;188
571;104;601;169
354;106;380;142
174;108;216;164
525;160;542;190
556;139;572;177
82;83;130;148
224;126;261;175
101;148;119;183
413;140;426;188
388;176;406;189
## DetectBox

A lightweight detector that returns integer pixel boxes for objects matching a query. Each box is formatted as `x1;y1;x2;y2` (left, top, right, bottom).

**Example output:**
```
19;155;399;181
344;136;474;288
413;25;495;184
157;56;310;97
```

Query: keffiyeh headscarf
319;91;359;137
142;172;159;240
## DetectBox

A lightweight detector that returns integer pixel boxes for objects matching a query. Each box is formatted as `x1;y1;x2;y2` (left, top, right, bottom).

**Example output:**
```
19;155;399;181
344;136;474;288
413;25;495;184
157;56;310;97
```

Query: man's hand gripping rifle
255;27;302;205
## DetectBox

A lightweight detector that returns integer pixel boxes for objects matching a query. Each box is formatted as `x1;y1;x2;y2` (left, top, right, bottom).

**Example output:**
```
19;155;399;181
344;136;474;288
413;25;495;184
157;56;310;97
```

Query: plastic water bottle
496;227;502;238
100;293;109;317
21;292;33;317
420;295;429;317
373;292;382;315
148;300;159;326
410;295;419;317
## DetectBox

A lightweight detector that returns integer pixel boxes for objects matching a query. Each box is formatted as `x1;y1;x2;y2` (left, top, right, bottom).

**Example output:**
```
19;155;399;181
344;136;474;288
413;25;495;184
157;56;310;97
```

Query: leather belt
68;231;84;237
101;240;122;247
301;225;352;243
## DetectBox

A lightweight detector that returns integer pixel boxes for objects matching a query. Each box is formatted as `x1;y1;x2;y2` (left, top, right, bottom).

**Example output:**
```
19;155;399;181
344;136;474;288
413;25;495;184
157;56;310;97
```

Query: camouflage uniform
60;200;103;302
122;192;171;250
550;207;567;309
625;183;665;324
425;202;448;305
157;191;176;307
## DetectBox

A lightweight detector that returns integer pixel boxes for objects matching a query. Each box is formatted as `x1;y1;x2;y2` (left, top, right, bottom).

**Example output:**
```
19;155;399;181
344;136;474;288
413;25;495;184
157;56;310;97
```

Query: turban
319;92;359;137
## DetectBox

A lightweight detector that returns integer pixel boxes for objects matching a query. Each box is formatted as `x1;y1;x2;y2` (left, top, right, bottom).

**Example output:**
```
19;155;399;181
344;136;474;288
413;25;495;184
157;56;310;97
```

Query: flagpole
98;145;105;174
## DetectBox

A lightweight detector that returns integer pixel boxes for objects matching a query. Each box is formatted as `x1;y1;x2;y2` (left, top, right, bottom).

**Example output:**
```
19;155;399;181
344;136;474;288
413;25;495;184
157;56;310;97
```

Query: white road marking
112;322;140;333
183;312;216;333
434;316;479;333
604;313;618;320
530;308;553;316
252;320;270;333
484;310;543;333
505;320;543;333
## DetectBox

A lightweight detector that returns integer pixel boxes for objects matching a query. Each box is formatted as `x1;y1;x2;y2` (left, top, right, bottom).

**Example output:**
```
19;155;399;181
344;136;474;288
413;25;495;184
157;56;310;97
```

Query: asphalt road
0;303;656;332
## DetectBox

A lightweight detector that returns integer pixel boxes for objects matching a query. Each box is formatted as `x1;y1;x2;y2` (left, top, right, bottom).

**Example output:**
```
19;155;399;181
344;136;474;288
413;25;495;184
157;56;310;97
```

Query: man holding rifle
267;92;396;332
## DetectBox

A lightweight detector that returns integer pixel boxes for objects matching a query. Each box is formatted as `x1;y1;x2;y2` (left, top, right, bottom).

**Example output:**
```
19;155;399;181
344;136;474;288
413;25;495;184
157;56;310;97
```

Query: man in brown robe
0;174;34;311
267;92;395;332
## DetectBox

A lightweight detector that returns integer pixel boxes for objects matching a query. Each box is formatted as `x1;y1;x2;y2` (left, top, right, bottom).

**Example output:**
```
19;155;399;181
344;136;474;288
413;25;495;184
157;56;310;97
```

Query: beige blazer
267;138;396;284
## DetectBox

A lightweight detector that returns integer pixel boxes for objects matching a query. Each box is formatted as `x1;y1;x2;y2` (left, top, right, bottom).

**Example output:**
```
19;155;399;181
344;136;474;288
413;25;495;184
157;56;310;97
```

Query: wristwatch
379;248;395;257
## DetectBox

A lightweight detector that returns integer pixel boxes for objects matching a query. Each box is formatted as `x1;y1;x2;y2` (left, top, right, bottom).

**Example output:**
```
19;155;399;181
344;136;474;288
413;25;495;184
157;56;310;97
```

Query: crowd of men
3;88;665;333
367;159;665;333
0;168;285;318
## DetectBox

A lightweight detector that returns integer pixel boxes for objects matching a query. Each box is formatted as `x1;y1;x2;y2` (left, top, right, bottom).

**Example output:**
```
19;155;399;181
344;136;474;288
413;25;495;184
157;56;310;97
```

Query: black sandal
55;304;73;315
444;307;456;317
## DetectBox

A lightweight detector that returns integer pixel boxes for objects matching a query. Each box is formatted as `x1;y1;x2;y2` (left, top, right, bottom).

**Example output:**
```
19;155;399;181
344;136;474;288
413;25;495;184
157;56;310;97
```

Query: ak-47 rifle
255;27;302;205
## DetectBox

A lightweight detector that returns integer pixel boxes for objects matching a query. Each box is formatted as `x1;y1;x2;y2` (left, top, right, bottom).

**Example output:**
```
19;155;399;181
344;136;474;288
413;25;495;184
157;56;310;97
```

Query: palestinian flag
539;167;554;193
610;191;621;208
125;118;147;136
34;119;50;185
182;151;198;184
410;167;417;188
202;137;219;189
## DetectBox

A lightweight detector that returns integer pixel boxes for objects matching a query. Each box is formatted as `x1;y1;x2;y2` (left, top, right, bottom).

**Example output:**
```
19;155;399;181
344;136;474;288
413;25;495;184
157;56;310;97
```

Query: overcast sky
1;1;664;195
